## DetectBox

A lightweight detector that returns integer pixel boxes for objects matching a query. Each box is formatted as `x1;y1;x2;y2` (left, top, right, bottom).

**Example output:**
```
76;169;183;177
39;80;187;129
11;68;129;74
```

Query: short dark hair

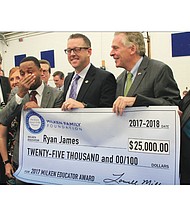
20;56;41;68
68;33;91;47
53;71;64;79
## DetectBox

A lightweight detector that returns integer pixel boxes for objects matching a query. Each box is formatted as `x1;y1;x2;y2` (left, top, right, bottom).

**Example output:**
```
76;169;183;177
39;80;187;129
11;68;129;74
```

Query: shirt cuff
15;93;24;105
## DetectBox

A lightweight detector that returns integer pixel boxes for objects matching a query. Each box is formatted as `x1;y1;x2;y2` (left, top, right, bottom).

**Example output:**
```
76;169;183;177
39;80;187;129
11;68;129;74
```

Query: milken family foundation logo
26;110;45;134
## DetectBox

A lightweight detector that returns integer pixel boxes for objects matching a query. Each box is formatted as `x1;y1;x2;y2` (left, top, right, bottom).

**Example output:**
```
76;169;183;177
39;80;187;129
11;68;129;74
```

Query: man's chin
30;83;39;90
115;63;121;68
70;60;79;67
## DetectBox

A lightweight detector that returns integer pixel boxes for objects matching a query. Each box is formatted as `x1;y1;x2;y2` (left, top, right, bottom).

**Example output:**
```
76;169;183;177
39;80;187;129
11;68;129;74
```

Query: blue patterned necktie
69;74;80;99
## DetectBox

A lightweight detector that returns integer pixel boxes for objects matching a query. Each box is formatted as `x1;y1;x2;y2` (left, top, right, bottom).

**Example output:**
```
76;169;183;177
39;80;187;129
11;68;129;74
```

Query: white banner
14;106;180;185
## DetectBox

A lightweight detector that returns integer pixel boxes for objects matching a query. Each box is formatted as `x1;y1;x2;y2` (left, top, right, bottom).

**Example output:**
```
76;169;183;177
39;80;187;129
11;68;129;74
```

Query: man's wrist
82;102;88;108
3;159;10;166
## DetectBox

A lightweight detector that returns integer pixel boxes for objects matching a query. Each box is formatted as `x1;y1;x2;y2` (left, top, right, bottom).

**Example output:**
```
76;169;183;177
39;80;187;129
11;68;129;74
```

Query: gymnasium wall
0;32;189;95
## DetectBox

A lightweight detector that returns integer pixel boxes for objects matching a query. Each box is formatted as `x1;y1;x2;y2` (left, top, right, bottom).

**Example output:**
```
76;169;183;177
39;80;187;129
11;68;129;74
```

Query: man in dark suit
0;53;11;106
110;32;181;116
61;33;116;111
179;91;190;184
0;76;11;106
0;56;64;184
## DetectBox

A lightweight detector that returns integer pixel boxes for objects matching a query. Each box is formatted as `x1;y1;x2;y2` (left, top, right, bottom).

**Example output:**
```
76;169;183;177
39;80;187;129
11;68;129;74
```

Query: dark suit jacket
63;64;116;107
179;92;190;184
0;76;11;104
0;83;64;164
116;55;181;106
180;91;190;127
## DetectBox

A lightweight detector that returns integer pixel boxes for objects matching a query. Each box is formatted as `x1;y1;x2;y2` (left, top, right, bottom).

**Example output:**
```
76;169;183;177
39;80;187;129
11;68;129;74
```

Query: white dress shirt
66;63;91;100
0;82;4;104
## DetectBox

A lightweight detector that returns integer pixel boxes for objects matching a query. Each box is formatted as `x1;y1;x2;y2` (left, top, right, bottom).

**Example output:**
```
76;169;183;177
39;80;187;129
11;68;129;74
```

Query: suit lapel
116;71;127;97
127;70;146;96
64;72;74;95
127;56;148;96
1;77;11;104
181;109;190;128
181;95;190;127
77;65;95;101
23;93;30;103
41;85;51;108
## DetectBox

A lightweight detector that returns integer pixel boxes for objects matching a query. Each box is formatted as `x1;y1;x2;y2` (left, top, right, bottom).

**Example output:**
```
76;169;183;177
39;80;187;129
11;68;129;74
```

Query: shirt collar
0;82;4;103
29;81;44;96
74;63;91;80
130;57;143;76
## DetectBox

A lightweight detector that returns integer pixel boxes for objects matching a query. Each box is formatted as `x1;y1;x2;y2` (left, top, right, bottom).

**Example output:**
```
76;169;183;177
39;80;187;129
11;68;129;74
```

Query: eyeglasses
64;47;89;54
42;70;49;74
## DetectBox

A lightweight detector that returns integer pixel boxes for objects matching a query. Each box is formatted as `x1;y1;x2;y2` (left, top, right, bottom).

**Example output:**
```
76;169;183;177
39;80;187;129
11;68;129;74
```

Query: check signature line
103;173;161;185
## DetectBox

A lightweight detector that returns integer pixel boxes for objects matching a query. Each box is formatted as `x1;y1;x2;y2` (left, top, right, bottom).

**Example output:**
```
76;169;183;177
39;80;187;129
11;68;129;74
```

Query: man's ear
130;44;137;55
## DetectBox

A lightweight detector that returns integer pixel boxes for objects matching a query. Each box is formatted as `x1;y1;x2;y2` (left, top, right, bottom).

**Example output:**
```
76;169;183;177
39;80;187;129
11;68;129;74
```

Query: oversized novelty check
14;106;180;185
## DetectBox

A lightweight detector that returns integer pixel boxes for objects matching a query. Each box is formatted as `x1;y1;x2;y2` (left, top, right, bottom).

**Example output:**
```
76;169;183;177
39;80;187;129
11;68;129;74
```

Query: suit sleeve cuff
15;93;24;105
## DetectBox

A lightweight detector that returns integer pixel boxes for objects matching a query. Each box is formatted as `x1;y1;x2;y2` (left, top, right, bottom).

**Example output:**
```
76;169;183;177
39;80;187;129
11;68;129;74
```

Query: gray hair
115;32;146;56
